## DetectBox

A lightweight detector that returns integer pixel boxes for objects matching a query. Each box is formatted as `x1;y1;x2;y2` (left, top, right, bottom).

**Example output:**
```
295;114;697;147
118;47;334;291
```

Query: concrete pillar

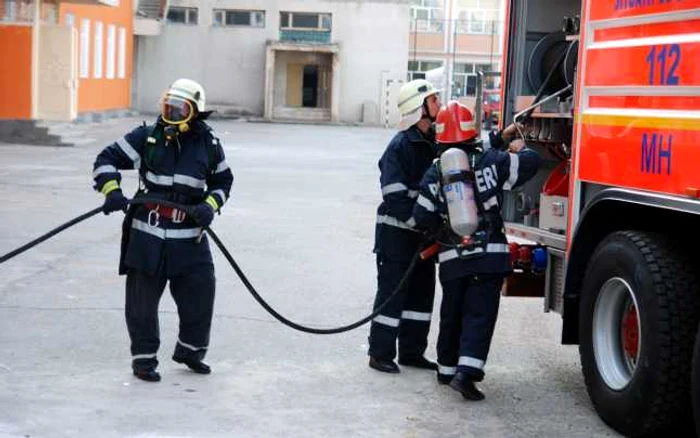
31;0;41;119
264;45;275;120
330;51;340;122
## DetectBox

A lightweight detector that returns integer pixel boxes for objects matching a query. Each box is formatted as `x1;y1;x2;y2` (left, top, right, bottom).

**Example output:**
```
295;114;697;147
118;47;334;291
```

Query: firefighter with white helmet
92;78;233;382
397;78;441;129
413;101;539;400
367;79;442;374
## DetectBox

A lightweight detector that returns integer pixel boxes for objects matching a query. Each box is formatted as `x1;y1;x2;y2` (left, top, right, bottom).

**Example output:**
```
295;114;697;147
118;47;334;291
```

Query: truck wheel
693;323;700;435
579;231;698;437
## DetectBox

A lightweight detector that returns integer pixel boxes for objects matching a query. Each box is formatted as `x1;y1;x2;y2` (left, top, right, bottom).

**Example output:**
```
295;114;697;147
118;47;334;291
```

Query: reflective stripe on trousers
438;243;509;263
373;310;432;328
376;214;418;232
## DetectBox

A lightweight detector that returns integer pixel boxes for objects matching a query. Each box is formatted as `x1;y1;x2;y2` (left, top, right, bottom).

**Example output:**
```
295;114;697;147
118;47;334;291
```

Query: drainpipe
31;0;41;119
445;0;455;102
161;0;170;20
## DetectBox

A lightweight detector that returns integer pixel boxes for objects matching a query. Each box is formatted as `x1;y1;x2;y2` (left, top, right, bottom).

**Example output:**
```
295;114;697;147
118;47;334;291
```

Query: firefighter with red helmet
412;101;539;400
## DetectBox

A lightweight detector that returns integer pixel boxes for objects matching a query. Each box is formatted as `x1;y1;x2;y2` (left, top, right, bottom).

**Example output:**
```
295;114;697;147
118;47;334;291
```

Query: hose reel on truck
502;22;579;298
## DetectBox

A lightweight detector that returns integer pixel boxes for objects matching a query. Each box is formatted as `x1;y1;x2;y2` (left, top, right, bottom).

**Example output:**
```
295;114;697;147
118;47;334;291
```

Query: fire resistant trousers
436;274;503;382
368;254;436;361
126;265;215;372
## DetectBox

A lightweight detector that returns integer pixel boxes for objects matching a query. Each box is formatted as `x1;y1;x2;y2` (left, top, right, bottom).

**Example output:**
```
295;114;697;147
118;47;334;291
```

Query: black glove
189;203;215;227
102;190;128;215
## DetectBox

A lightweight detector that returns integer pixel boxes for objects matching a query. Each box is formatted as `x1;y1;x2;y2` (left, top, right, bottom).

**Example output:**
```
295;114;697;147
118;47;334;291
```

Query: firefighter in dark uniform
413;101;539;399
93;78;234;382
367;79;441;374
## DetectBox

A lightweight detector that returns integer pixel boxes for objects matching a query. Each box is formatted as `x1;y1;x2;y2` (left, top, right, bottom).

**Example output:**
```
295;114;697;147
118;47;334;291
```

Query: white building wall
134;0;409;123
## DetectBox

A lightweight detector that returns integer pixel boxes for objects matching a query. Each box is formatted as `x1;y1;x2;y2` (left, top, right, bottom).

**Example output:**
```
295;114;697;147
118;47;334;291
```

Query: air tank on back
440;148;479;237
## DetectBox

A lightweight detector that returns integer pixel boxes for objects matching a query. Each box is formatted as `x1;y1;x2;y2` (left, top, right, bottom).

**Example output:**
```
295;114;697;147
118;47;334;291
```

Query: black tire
693;323;700;435
579;231;699;437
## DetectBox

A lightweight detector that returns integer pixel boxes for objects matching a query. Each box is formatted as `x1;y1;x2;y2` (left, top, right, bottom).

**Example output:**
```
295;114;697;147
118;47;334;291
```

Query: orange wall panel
455;34;499;54
59;0;132;113
0;26;32;119
409;32;445;52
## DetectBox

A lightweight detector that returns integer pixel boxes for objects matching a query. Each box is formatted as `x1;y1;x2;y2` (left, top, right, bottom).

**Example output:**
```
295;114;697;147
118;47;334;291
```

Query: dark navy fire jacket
413;141;539;282
93;120;233;276
374;125;438;261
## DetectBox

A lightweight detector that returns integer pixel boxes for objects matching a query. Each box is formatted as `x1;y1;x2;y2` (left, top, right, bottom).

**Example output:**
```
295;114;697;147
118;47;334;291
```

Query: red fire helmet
435;100;478;144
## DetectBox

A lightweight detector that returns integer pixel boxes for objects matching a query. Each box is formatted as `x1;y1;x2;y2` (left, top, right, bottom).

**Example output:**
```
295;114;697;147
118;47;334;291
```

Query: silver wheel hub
592;277;641;391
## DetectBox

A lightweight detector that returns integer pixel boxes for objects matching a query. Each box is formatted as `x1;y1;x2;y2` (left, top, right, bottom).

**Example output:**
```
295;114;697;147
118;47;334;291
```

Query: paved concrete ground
0;119;620;438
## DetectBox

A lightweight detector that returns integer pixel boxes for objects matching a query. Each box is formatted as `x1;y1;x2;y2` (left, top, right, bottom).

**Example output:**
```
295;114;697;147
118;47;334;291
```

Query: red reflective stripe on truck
594;18;700;41
589;95;700;111
590;1;700;22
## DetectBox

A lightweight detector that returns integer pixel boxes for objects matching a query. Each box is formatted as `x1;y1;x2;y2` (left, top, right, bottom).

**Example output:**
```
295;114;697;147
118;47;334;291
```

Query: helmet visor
160;95;194;125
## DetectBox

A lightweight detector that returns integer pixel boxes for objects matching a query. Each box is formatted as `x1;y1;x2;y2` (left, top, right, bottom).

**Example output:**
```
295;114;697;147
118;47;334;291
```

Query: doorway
302;65;318;107
269;46;337;121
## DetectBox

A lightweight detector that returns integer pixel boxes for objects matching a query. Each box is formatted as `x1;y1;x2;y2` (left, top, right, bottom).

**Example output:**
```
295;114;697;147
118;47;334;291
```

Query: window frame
93;20;103;79
166;6;198;25
409;0;443;33
407;60;443;82
455;6;500;35
212;9;265;27
117;26;126;79
79;18;90;79
279;11;332;31
452;62;498;97
106;24;115;79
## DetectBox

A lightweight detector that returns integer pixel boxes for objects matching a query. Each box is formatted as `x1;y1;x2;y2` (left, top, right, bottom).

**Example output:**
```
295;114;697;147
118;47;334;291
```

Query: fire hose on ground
0;198;429;335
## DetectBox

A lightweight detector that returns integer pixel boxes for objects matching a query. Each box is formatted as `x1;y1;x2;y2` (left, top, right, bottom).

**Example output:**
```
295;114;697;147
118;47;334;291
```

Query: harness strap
441;170;475;185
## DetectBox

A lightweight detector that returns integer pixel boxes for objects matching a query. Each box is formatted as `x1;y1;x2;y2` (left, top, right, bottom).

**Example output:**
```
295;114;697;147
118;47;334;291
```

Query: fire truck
497;1;700;436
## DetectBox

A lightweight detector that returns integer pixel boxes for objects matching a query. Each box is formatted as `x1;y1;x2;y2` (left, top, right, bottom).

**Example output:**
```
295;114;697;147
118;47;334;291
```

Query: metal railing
455;19;501;35
410;18;502;35
411;19;445;33
279;29;331;44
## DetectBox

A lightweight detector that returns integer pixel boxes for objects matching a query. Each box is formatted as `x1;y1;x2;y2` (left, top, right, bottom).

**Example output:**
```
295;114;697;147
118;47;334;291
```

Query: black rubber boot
173;356;211;374
133;369;161;382
437;373;453;385
369;356;400;373
449;372;485;401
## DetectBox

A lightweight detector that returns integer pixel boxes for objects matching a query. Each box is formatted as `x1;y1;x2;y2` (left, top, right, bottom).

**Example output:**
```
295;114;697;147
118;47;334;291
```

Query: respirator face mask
160;95;194;130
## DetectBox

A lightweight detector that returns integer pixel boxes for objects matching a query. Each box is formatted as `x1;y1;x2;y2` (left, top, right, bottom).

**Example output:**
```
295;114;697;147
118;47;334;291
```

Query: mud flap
503;271;544;297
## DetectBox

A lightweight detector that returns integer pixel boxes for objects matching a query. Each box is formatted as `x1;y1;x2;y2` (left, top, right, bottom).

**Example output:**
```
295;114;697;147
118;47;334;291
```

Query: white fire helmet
397;79;439;130
160;78;206;126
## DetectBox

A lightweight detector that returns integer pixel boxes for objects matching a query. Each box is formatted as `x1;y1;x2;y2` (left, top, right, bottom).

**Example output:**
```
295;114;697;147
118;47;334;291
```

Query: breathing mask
160;94;195;138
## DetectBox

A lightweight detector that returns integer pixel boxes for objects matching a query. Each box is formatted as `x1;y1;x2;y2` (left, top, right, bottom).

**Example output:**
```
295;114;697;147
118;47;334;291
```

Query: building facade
132;0;410;125
0;0;132;122
408;0;504;101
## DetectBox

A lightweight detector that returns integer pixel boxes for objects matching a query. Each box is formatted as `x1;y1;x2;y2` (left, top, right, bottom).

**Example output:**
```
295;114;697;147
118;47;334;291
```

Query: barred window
407;60;443;81
167;7;198;25
213;9;265;27
280;12;331;30
409;0;444;33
